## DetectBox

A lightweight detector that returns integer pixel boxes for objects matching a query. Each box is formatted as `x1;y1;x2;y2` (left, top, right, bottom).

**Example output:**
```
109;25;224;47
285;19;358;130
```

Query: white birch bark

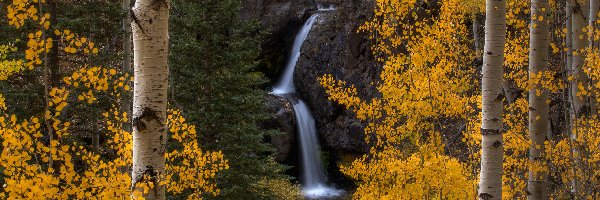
527;0;550;199
478;0;506;199
474;14;481;59
131;0;170;199
589;0;599;114
571;3;590;195
572;0;590;117
566;1;582;195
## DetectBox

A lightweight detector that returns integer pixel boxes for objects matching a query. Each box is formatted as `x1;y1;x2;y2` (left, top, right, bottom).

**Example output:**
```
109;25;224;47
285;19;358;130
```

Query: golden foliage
165;109;229;199
323;0;600;199
0;43;25;80
320;0;479;198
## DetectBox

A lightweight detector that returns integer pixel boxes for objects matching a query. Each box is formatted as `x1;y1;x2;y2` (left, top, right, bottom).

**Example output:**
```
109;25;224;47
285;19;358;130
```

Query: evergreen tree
169;0;299;199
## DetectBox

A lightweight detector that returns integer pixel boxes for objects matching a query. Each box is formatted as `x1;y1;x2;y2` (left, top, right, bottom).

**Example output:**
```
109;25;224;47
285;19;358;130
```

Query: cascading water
272;8;343;199
272;14;320;95
292;99;326;187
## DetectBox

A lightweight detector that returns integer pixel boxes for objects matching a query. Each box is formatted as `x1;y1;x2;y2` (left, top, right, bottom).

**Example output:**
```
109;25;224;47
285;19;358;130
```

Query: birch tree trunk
478;0;506;199
566;0;581;195
567;0;574;93
589;0;599;114
591;0;599;49
571;0;590;118
473;14;481;59
527;0;550;199
131;0;170;199
570;3;589;196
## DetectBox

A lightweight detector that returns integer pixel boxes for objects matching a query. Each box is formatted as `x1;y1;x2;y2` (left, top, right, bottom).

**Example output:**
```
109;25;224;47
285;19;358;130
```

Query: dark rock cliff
262;95;296;162
294;1;376;155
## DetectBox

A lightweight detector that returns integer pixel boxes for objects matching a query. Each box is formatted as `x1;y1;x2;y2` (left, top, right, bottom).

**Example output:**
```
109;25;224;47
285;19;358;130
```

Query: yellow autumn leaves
165;109;229;199
321;0;479;198
64;66;132;104
54;29;99;54
0;44;25;80
6;0;51;29
325;0;600;199
5;0;99;73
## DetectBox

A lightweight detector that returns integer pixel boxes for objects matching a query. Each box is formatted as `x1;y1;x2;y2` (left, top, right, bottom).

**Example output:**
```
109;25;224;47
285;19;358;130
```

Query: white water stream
271;10;343;199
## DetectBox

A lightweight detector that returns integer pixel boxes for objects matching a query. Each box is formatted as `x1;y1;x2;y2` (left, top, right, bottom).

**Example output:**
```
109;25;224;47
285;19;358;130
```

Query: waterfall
272;14;320;95
271;11;343;199
292;99;326;187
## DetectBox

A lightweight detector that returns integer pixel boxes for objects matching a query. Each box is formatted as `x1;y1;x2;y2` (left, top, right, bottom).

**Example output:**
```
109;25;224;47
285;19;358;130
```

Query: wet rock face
262;95;296;162
240;0;312;81
294;1;375;154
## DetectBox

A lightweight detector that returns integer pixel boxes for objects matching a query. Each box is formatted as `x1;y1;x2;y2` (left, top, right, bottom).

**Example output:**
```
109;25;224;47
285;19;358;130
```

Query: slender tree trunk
527;0;550;199
42;25;54;173
570;2;589;196
572;0;590;117
43;0;60;175
473;14;481;59
478;0;506;199
568;0;574;83
566;1;581;196
589;0;599;114
591;0;599;49
123;0;133;133
131;0;170;199
48;0;60;87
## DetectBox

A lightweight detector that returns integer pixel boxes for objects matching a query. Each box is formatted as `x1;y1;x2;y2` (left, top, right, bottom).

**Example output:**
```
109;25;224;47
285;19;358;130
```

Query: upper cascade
272;14;320;95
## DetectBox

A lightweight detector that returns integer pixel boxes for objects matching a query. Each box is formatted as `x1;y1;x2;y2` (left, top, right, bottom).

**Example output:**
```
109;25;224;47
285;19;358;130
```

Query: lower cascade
272;10;343;199
291;99;341;198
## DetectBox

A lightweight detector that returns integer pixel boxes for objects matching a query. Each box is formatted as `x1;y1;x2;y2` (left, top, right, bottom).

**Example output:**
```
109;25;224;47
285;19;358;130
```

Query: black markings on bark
530;156;543;161
529;107;536;111
144;165;157;177
481;128;502;135
493;140;502;148
151;0;168;10
494;93;505;102
130;10;148;38
132;107;160;133
572;1;582;14
132;165;161;195
479;192;494;200
577;105;590;117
